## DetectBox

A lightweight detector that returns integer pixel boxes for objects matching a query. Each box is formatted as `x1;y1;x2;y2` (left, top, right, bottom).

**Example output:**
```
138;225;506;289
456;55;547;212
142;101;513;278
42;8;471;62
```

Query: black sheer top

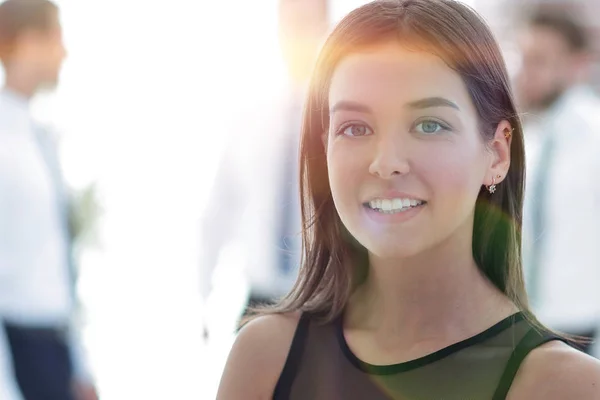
274;312;566;399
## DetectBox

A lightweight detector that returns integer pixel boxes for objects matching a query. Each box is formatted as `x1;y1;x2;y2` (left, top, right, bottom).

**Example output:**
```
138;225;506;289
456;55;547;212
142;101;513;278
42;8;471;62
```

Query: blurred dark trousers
3;322;75;400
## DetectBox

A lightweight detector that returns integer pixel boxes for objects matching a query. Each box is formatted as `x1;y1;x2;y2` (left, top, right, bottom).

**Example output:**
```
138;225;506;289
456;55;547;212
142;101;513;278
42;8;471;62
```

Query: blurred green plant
68;182;103;253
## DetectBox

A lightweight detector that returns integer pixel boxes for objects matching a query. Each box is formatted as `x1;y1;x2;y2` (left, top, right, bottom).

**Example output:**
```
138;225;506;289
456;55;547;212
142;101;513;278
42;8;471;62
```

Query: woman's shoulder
216;312;303;400
507;340;600;399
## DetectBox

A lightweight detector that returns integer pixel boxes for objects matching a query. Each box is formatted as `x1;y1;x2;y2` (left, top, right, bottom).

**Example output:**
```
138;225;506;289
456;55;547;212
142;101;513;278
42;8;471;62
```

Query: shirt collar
1;86;31;107
0;87;34;134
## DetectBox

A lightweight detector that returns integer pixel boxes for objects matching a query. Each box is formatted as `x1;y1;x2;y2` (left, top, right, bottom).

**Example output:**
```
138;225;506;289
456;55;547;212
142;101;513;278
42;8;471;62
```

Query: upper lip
364;191;426;203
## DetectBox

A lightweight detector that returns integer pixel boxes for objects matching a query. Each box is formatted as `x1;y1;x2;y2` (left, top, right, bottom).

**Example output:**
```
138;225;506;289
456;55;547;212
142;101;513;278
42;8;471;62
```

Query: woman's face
326;42;502;259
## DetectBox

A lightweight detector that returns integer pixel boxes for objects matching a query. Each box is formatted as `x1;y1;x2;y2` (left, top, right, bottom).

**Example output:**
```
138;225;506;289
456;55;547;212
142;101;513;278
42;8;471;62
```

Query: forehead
328;42;473;110
48;9;62;30
44;12;63;41
25;8;62;39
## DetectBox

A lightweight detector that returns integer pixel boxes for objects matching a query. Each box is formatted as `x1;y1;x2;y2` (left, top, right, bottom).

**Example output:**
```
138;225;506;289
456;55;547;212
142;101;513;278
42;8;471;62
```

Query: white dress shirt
0;88;76;399
522;85;600;335
199;83;305;302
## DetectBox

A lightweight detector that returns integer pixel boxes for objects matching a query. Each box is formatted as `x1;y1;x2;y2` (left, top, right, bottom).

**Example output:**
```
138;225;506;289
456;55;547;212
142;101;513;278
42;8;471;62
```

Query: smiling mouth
364;198;427;214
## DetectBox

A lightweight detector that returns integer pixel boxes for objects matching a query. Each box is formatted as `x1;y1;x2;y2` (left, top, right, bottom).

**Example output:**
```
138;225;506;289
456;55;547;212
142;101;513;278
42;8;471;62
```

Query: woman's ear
484;120;512;186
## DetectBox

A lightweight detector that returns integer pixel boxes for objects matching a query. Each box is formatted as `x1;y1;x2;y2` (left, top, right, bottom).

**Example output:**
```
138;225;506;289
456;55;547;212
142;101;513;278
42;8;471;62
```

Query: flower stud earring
487;176;498;194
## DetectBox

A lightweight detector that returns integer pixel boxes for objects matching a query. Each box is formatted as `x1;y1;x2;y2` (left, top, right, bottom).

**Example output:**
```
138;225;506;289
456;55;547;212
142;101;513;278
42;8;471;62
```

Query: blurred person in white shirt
0;0;97;398
515;7;600;356
199;0;330;339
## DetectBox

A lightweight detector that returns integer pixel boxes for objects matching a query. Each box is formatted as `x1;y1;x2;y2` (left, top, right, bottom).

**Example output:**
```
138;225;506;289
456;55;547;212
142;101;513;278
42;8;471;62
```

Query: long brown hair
253;0;544;332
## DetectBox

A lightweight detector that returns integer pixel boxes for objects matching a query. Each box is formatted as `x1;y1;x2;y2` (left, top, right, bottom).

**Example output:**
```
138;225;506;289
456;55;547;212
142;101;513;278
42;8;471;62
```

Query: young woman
217;1;600;399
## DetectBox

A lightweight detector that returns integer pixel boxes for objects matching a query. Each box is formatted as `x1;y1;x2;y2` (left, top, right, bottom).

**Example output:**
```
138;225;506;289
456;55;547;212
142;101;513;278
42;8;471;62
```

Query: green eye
416;120;444;134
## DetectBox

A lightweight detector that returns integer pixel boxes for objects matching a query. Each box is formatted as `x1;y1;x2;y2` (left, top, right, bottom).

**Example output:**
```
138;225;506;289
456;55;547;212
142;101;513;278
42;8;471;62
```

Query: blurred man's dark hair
0;0;58;64
527;9;588;53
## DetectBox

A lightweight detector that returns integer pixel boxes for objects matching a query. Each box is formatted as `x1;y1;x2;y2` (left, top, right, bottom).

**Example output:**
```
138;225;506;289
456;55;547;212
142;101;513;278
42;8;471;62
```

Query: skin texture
326;42;504;262
3;8;66;97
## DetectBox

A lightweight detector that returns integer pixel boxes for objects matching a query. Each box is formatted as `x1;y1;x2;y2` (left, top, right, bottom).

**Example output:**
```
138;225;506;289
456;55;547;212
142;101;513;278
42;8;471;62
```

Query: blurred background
1;0;599;399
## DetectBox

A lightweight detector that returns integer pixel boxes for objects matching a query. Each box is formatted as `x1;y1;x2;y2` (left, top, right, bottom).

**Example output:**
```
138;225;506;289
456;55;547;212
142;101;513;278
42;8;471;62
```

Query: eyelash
413;118;453;135
335;122;373;137
335;119;453;137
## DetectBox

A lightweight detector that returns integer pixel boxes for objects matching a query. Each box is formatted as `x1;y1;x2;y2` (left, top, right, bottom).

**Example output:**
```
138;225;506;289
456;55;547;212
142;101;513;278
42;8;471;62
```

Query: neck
346;222;516;340
4;68;38;100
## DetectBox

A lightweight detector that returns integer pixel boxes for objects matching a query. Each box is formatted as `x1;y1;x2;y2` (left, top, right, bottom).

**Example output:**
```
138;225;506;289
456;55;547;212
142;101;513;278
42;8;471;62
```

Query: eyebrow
406;97;460;111
330;100;372;114
329;96;460;114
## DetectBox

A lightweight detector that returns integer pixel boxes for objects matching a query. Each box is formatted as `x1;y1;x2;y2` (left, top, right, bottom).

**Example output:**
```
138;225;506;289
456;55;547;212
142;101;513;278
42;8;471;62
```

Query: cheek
418;143;485;201
327;142;366;211
328;144;356;190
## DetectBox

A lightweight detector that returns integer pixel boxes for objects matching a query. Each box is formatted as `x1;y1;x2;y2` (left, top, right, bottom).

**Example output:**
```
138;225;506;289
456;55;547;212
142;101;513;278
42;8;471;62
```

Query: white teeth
381;199;392;212
368;198;424;213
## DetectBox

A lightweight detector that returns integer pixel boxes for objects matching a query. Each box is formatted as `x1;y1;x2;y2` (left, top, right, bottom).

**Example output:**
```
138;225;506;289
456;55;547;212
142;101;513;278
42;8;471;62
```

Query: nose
368;131;410;179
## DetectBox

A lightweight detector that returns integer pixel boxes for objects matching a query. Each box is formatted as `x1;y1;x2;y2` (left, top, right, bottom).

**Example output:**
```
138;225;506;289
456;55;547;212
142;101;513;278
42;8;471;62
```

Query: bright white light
43;0;283;399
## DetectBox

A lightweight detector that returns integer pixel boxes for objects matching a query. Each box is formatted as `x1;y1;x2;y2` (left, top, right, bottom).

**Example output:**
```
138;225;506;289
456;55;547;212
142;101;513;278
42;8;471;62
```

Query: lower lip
363;204;425;223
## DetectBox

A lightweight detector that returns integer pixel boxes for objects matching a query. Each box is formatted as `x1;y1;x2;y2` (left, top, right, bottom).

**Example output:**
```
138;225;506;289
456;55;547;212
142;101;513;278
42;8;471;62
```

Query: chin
359;235;428;261
369;246;425;261
38;80;59;93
